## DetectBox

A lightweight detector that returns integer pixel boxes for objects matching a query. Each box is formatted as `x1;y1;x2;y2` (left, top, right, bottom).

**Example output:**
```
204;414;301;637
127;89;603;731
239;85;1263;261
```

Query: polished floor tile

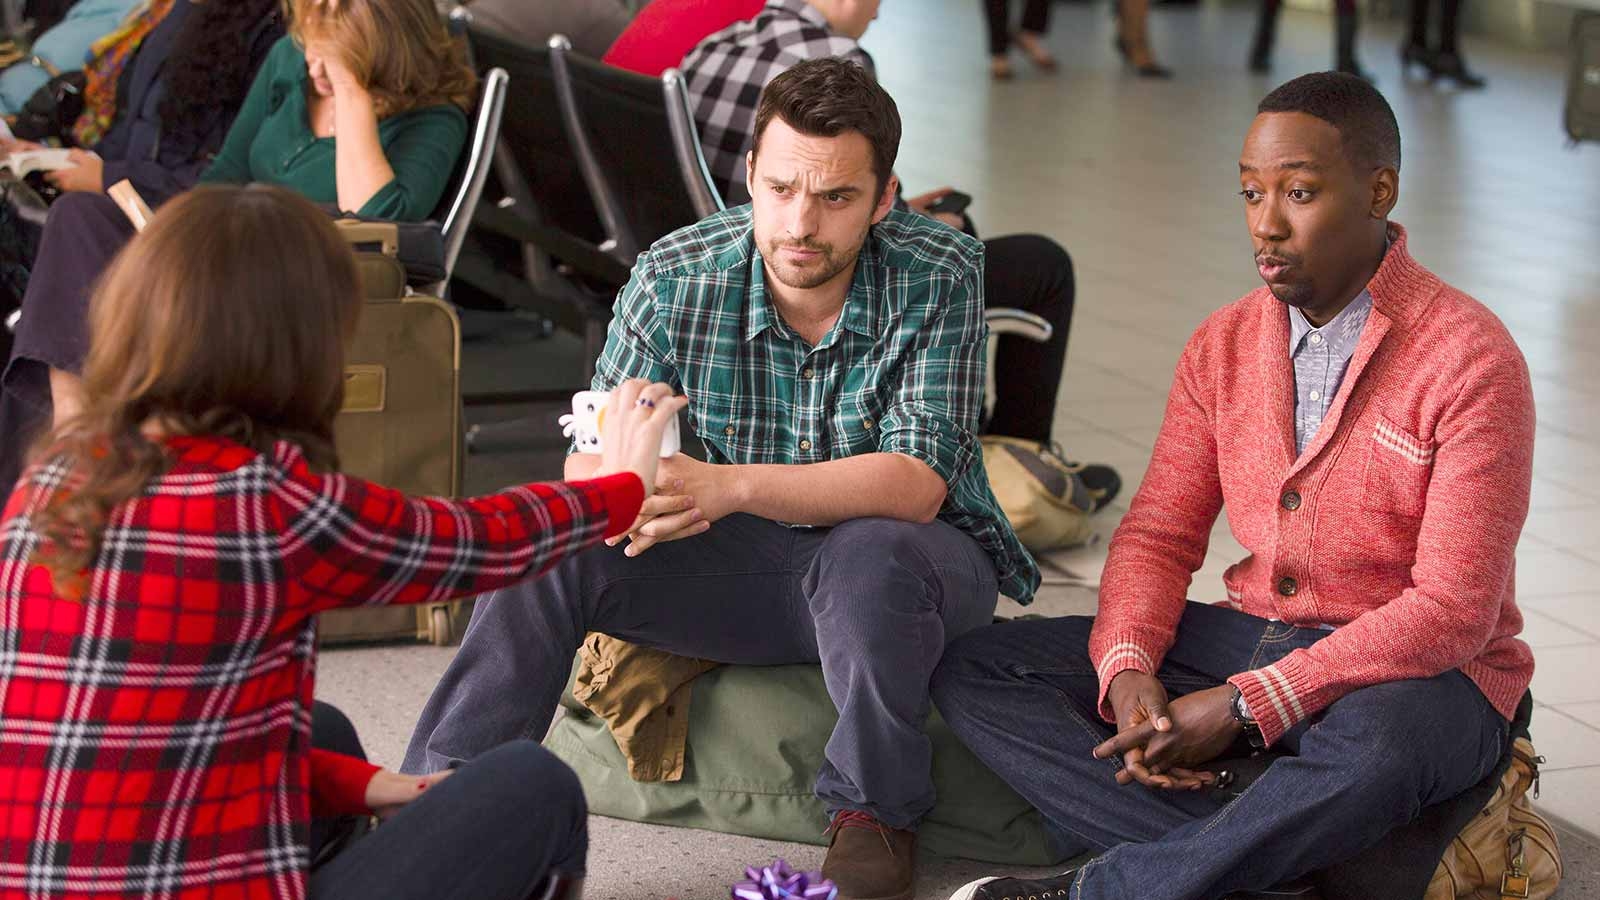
1519;608;1600;652
1532;705;1600;772
1517;549;1600;599
1555;701;1600;734
1520;646;1600;706
1535;768;1600;835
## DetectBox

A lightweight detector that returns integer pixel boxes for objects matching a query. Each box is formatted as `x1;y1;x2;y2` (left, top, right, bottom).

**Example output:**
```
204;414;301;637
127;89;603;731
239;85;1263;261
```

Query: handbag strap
28;55;60;78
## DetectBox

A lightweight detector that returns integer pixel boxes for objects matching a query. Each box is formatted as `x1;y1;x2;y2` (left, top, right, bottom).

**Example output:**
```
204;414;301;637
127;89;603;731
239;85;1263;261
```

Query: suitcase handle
334;219;400;256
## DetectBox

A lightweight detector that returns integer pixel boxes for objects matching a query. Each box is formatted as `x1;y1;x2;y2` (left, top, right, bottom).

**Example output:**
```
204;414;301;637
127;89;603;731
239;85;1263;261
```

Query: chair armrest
473;203;633;288
985;308;1053;343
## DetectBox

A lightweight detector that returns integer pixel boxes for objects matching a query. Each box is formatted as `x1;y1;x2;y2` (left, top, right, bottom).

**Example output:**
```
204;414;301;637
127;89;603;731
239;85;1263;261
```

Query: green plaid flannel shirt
588;205;1040;602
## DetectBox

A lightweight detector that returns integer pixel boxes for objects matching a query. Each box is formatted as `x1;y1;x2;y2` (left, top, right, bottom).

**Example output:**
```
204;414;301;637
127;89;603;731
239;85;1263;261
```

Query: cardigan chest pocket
1361;415;1435;519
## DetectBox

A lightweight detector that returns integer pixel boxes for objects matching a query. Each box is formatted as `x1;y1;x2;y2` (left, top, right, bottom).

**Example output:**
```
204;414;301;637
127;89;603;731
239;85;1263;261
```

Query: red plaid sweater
1090;225;1536;746
0;436;643;899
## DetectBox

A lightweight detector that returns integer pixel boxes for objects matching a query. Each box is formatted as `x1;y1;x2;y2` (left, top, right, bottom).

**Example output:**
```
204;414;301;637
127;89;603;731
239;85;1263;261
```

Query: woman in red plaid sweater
0;184;686;900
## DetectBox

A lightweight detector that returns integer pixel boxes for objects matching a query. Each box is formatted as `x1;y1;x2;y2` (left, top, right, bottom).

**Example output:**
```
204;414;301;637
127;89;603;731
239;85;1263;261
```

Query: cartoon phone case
560;390;681;458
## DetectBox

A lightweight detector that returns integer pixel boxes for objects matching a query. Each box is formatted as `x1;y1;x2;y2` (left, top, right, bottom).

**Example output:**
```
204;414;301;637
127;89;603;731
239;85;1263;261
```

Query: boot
1399;39;1433;76
1428;50;1486;88
822;811;916;900
1248;2;1278;73
1335;8;1372;81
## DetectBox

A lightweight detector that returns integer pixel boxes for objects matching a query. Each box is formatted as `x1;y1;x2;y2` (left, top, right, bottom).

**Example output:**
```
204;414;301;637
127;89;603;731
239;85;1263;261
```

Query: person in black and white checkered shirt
683;0;877;204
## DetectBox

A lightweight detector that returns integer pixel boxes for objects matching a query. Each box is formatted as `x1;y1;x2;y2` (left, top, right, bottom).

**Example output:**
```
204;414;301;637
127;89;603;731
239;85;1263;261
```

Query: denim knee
311;701;366;760
469;740;587;823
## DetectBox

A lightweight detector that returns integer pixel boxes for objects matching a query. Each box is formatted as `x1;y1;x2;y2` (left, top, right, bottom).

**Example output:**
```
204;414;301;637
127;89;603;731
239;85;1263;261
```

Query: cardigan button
1277;577;1298;597
1280;490;1302;511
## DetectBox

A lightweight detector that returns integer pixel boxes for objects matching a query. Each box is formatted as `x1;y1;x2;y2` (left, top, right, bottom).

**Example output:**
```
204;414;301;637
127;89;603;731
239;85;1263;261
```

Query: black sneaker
948;870;1081;900
1042;443;1122;513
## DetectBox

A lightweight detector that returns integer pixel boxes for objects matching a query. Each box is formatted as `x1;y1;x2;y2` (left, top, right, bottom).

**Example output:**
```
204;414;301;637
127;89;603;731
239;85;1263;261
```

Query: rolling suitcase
322;220;470;646
1567;12;1600;144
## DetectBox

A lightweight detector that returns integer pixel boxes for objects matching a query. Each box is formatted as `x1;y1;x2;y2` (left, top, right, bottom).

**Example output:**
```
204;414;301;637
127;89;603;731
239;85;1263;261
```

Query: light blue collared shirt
1288;290;1372;455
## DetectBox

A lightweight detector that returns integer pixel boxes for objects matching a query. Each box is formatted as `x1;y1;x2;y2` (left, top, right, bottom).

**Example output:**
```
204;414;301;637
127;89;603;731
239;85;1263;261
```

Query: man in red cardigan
931;72;1535;900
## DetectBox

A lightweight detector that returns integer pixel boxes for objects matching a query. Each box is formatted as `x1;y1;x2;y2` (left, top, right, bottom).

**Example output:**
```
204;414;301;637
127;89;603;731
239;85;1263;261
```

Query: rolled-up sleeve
876;250;986;488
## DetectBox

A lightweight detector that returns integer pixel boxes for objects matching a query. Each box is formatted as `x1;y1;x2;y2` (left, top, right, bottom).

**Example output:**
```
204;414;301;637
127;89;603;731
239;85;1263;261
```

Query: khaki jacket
572;633;719;781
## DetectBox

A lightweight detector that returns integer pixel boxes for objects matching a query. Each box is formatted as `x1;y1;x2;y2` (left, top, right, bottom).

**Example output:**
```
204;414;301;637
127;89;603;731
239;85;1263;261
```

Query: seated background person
680;0;1114;474
405;59;1037;900
930;72;1534;900
602;0;762;77
0;0;140;115
0;0;475;490
1;0;284;204
0;183;682;900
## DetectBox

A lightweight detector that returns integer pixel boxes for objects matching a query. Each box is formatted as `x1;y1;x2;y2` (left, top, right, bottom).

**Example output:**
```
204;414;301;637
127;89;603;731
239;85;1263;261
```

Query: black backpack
11;66;87;143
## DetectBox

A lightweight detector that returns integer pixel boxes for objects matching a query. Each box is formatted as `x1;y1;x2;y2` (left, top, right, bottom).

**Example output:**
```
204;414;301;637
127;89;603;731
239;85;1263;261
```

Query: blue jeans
929;602;1507;900
403;513;999;829
310;703;587;900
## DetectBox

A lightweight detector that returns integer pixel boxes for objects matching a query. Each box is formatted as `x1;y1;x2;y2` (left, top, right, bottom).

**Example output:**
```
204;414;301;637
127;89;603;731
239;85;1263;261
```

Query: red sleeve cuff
589;472;646;539
1228;657;1323;748
1091;632;1164;724
309;748;381;818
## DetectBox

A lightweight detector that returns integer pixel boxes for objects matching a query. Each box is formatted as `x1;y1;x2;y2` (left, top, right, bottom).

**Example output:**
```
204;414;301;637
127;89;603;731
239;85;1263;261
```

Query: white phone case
559;390;681;458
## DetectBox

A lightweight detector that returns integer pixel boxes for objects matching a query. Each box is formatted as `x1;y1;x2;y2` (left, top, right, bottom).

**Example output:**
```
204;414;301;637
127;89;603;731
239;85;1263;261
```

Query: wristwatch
1229;685;1267;750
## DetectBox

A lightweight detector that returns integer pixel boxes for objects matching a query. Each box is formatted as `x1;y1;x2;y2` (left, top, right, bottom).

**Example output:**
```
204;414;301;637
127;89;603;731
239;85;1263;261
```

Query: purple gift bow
730;858;837;900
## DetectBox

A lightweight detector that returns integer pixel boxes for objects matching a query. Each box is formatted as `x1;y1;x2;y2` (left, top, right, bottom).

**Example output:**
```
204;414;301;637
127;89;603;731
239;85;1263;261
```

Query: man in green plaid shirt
407;59;1036;900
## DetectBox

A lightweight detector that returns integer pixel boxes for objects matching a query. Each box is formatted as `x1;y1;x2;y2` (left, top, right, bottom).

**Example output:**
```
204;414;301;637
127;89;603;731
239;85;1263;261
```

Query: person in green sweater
0;0;478;489
200;0;476;219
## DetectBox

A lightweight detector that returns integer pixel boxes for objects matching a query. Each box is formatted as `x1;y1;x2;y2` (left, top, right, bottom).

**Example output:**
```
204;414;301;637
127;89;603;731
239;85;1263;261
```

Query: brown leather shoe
821;811;916;900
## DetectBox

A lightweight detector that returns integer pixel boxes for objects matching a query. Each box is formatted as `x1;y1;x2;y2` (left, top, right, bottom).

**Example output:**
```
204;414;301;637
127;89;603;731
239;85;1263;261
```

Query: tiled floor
321;0;1600;893
859;0;1600;837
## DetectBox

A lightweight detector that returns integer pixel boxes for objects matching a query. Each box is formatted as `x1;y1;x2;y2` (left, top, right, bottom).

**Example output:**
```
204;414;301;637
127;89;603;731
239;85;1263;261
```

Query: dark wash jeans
930;602;1507;900
403;513;999;830
308;703;587;900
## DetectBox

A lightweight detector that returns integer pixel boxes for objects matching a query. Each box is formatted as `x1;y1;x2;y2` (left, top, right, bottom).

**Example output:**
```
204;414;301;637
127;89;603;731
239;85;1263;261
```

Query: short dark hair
751;57;901;195
1258;72;1401;172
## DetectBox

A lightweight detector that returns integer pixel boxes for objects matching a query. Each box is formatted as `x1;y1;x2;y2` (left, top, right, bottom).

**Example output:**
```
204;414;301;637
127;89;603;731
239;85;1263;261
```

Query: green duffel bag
544;661;1066;866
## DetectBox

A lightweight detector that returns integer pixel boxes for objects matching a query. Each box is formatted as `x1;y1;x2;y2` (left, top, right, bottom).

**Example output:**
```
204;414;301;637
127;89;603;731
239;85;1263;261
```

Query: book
1;148;74;177
107;180;154;232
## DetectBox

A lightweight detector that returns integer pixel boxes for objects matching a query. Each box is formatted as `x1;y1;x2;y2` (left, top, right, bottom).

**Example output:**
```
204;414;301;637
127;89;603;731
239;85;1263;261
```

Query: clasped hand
606;454;740;557
1094;671;1242;791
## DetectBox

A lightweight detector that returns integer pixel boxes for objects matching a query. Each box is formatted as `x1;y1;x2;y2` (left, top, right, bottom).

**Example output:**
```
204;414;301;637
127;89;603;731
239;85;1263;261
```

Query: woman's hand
308;41;369;101
0;138;42;155
45;150;103;193
364;767;453;821
596;379;689;500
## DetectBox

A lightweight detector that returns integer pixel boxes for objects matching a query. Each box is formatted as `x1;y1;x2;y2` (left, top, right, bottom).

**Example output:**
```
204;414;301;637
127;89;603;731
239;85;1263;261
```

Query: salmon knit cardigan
1090;224;1535;746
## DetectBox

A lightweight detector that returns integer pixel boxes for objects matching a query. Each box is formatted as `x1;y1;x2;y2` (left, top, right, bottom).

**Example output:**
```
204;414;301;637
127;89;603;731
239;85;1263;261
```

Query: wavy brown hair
28;184;363;593
289;0;477;117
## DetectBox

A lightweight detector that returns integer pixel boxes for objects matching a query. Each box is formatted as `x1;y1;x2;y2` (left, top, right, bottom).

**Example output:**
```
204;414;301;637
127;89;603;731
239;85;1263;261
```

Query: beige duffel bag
1425;738;1562;900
